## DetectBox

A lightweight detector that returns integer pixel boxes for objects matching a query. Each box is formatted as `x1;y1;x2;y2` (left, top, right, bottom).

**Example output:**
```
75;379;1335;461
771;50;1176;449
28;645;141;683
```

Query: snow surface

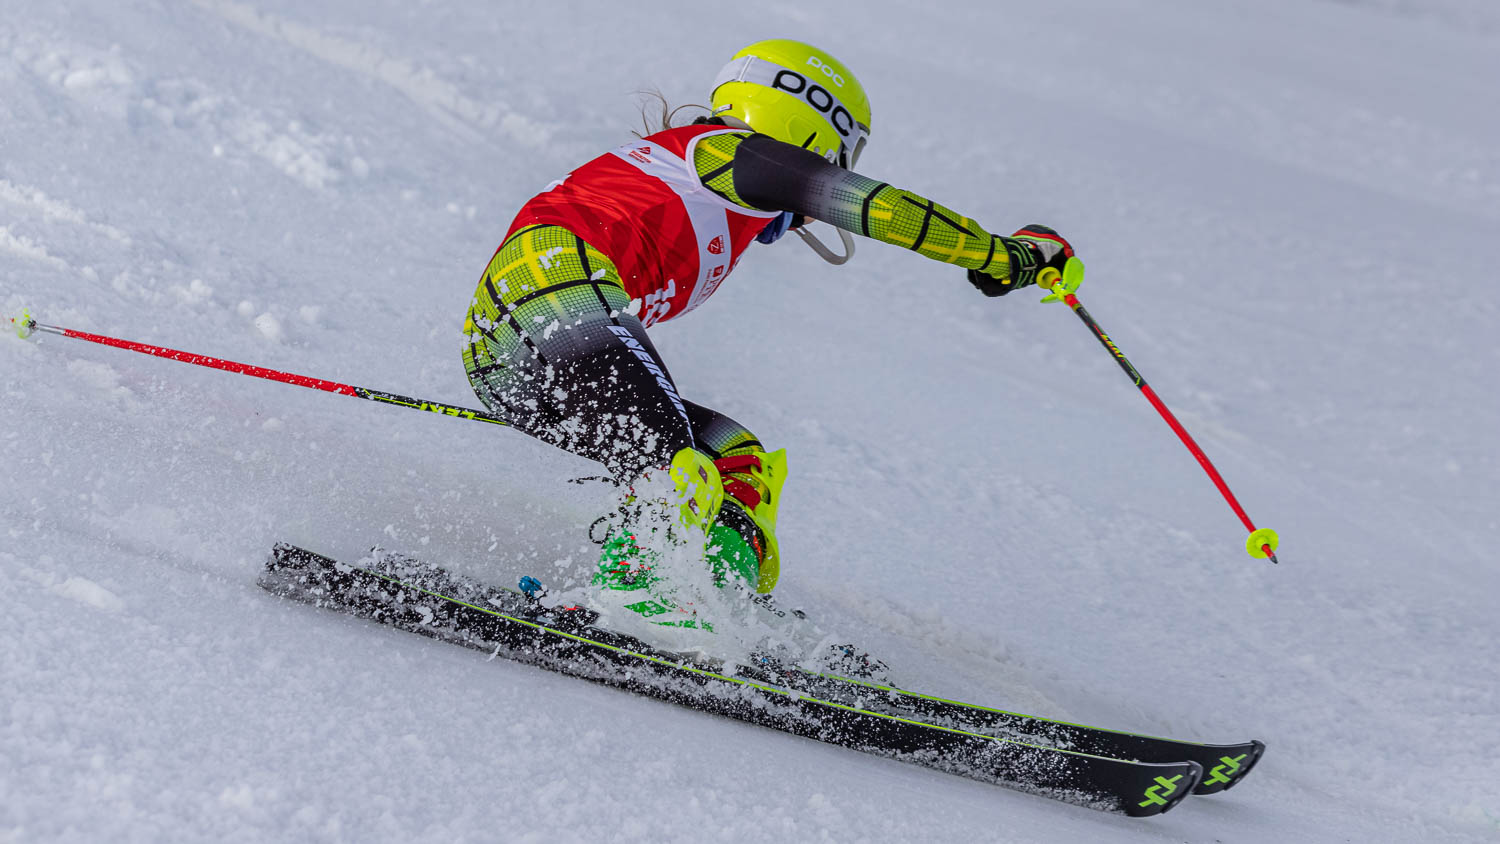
3;0;1499;840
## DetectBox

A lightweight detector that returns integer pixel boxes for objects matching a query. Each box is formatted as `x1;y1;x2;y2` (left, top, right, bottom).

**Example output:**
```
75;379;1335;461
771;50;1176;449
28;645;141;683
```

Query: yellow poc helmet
710;39;872;169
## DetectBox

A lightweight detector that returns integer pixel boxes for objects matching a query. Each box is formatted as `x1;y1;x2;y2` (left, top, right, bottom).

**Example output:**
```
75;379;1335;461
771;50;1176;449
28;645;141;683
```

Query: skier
462;39;1079;626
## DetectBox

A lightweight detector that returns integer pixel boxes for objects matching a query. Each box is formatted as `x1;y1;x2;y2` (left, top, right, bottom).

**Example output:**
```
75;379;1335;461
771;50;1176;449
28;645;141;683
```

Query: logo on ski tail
1204;753;1248;787
1137;774;1185;808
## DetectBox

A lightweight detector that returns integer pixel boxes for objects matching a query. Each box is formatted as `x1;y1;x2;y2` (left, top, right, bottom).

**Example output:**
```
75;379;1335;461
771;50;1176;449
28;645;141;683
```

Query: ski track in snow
3;0;1499;841
187;0;556;151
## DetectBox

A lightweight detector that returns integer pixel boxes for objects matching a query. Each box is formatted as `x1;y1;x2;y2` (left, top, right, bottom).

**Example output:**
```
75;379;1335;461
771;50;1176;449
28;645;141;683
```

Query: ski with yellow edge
260;544;1208;817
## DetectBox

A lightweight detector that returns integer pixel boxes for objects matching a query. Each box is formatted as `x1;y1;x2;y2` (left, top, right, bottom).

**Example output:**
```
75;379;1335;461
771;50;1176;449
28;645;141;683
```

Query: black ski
746;665;1263;795
259;544;1202;817
490;564;1260;794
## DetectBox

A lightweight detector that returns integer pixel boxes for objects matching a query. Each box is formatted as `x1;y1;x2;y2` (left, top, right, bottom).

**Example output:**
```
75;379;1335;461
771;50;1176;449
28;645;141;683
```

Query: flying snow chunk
172;278;214;305
254;312;284;342
51;577;126;612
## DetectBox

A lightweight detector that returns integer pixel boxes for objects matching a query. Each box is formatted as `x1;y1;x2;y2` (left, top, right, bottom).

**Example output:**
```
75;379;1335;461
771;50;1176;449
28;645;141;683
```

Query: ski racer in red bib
462;39;1081;630
504;126;783;330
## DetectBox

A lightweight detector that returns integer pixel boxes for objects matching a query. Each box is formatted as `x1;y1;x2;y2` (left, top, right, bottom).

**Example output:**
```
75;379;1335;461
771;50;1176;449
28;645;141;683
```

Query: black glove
967;224;1076;297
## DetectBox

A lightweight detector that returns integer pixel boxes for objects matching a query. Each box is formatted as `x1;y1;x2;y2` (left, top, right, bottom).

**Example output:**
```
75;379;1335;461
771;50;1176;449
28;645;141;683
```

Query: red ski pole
8;310;511;427
1036;263;1280;563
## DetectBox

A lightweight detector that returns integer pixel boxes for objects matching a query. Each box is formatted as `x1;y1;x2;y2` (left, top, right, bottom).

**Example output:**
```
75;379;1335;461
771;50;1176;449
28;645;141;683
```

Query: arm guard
699;132;1014;282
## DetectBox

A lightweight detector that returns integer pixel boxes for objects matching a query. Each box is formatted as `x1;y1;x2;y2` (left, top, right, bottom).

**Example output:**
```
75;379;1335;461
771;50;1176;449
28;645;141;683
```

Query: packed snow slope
4;0;1498;841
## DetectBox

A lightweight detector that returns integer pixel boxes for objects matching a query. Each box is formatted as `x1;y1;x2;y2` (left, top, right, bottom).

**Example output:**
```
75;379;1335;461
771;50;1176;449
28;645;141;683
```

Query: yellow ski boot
709;448;788;594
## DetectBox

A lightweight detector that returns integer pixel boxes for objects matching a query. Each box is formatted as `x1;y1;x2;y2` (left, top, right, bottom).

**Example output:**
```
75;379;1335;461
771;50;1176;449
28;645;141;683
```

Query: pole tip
1246;527;1280;562
9;309;36;339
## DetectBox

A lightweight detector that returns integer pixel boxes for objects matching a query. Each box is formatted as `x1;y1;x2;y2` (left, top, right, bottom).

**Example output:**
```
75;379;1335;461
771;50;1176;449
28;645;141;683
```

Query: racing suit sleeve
700;132;1015;284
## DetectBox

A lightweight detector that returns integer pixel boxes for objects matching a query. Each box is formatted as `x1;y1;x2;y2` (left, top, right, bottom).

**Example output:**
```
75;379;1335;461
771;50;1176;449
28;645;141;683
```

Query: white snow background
3;0;1498;841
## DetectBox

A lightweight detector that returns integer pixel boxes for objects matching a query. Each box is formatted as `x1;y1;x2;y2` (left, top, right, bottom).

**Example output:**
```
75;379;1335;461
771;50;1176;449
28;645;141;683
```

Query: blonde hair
635;89;712;136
